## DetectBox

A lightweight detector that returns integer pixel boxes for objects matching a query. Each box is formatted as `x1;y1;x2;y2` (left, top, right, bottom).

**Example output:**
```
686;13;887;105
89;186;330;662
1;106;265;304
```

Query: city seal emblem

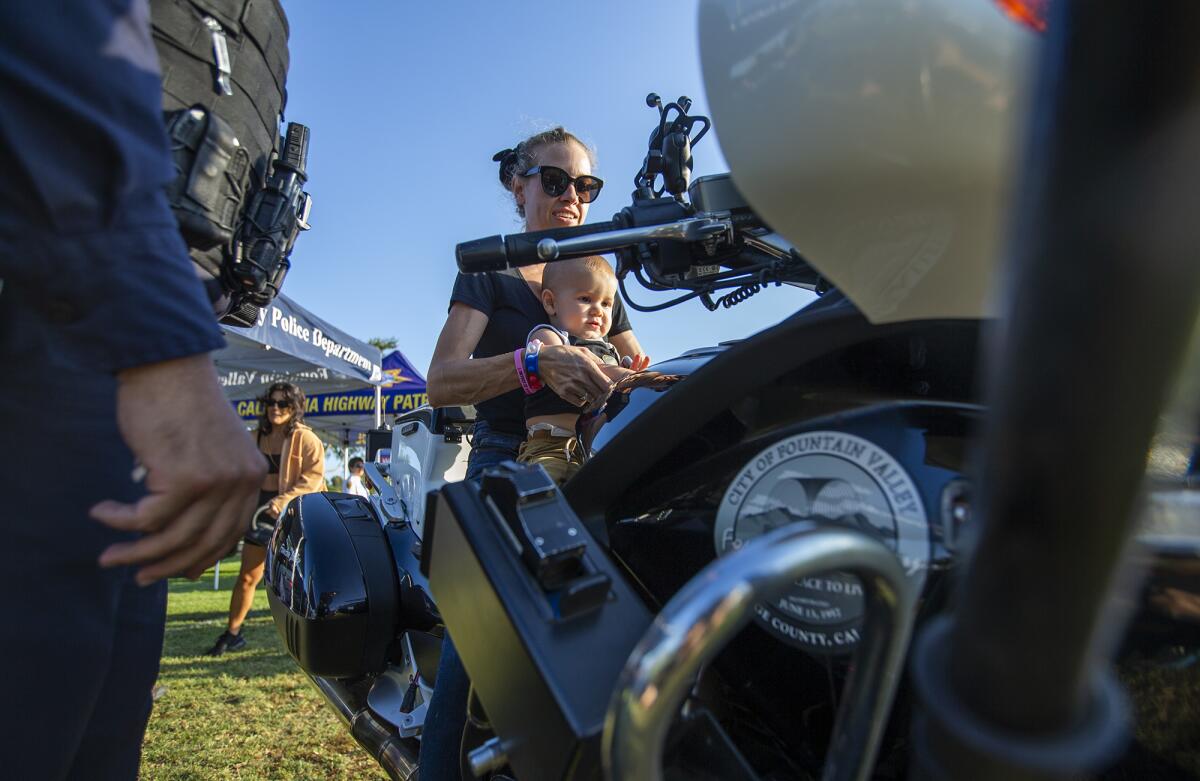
713;431;930;654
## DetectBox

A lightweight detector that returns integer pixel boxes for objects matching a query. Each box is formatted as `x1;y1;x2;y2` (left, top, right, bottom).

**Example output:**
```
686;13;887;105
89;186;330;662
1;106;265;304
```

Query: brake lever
536;217;728;261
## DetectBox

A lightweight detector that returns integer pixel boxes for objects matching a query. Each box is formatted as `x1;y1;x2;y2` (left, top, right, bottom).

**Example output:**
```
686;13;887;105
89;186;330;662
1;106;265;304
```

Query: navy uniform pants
0;285;166;780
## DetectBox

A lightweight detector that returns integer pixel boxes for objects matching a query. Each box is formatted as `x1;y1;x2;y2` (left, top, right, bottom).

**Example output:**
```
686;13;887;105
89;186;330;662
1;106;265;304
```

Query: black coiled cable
711;281;762;309
620;253;805;314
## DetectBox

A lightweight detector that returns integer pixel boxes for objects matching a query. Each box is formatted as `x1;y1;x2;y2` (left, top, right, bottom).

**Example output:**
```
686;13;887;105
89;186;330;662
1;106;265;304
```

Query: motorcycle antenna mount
634;91;711;198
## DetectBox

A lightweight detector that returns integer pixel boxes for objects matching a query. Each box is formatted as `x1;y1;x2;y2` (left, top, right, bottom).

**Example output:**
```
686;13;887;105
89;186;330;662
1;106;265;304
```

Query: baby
516;256;640;484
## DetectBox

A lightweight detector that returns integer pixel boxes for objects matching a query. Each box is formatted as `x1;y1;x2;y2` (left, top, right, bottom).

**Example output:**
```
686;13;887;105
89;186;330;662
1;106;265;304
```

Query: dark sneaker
205;630;247;656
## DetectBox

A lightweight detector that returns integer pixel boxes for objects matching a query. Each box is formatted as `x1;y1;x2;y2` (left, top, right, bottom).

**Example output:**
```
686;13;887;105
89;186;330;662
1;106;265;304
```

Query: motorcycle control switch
480;462;593;593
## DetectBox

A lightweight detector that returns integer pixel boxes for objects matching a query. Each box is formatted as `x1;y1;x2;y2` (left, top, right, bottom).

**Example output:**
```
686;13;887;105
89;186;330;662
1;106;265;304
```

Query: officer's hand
89;354;266;585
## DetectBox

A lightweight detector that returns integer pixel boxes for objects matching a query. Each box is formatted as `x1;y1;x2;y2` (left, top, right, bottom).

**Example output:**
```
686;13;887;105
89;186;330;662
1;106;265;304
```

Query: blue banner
234;349;427;430
235;389;430;420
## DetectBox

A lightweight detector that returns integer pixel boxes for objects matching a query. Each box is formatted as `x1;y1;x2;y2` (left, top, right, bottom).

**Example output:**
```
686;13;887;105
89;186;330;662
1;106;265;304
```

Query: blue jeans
420;420;523;779
0;285;166;780
463;419;526;482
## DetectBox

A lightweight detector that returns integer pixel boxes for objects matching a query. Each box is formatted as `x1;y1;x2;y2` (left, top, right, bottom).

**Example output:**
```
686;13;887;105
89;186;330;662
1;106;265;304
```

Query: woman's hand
266;504;281;520
600;364;635;383
538;343;614;407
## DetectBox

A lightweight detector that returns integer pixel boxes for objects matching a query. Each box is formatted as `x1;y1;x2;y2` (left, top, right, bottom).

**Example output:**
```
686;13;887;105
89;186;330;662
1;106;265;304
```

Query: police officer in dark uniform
0;2;266;777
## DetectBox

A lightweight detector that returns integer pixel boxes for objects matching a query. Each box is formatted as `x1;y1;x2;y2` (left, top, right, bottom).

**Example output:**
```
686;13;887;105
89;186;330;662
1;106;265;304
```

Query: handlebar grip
456;235;509;273
456;221;618;273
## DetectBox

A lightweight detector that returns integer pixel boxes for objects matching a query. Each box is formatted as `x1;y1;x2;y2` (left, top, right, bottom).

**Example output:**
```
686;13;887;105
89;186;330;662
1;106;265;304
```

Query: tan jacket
269;422;326;515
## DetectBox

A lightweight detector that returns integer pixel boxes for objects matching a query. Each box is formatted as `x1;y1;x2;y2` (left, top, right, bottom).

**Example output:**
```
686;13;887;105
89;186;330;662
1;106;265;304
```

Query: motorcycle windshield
699;0;1036;323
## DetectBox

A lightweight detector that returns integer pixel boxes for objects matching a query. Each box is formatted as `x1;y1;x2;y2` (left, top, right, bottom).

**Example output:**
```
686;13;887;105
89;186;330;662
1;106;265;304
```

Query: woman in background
205;382;325;655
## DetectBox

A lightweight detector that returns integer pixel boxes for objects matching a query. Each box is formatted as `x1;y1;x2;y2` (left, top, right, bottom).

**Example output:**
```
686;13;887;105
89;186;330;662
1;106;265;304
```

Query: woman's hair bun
493;147;520;189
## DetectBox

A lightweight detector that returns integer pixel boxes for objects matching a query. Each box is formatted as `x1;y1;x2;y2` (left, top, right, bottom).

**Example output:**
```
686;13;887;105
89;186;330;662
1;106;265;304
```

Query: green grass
141;560;385;780
1114;650;1200;778
141;563;1200;779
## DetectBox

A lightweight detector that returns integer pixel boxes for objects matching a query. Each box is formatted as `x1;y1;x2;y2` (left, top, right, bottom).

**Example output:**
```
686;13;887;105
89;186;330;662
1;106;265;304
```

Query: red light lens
995;0;1049;32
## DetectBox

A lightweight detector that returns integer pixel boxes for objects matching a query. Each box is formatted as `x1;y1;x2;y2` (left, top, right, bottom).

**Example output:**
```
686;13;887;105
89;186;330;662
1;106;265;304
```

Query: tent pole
343;429;350;485
375;385;383;428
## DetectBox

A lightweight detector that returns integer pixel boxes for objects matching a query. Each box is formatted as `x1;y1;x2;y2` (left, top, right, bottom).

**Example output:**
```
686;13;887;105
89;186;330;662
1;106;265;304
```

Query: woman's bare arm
427;304;612;408
427;304;518;408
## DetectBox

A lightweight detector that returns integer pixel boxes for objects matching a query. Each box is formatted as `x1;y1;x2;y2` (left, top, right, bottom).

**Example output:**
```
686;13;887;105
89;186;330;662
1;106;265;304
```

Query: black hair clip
493;147;519;187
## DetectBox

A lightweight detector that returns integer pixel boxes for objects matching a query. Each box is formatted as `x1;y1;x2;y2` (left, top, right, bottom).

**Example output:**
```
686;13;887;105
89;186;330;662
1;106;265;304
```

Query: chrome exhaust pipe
308;674;420;781
603;522;916;781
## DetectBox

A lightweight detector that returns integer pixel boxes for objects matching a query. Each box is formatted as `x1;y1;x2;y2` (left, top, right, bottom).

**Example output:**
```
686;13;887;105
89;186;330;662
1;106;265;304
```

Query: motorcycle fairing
698;0;1035;324
560;289;983;773
568;292;982;535
606;402;975;775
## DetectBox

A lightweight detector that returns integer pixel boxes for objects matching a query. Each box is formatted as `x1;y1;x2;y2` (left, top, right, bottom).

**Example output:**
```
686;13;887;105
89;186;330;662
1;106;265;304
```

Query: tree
369;336;397;351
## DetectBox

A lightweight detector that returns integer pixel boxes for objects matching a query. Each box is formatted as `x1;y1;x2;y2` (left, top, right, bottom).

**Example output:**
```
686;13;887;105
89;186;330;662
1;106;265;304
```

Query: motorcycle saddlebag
265;493;400;678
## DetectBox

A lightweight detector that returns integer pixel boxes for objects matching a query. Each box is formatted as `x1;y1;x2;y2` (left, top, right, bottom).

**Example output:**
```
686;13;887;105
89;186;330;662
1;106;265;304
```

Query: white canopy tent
216;293;383;397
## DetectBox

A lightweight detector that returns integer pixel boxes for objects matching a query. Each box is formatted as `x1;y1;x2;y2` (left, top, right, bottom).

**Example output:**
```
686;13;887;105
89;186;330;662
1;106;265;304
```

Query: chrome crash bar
603;522;916;781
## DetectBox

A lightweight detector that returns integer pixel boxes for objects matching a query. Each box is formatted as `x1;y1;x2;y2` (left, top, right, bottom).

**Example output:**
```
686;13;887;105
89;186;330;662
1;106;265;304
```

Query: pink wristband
515;348;535;394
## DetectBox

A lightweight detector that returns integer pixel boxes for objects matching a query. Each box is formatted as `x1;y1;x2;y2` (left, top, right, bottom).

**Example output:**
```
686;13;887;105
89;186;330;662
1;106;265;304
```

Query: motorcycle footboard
423;463;652;781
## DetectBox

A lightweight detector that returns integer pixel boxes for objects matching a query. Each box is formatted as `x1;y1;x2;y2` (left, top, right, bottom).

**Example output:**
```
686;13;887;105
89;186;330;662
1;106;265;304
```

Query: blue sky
279;1;813;375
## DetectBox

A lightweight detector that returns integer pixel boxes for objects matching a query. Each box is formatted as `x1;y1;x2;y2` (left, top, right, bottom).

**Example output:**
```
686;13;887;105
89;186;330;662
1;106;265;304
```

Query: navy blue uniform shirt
0;0;223;373
0;4;225;774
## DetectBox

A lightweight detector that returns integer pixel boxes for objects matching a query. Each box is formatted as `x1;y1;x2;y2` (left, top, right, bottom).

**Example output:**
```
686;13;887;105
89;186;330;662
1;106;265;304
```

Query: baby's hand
621;353;651;371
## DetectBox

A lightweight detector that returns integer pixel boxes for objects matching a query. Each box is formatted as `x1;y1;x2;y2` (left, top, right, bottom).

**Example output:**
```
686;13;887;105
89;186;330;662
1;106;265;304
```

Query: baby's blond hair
541;256;615;292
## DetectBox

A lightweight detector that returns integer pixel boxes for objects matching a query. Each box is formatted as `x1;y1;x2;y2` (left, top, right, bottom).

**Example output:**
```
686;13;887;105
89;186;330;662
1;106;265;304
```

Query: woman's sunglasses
521;166;604;203
265;399;291;409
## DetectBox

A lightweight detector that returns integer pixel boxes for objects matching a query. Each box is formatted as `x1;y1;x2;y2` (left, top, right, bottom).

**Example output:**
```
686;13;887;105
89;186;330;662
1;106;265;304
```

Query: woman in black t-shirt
427;126;645;480
421;126;646;777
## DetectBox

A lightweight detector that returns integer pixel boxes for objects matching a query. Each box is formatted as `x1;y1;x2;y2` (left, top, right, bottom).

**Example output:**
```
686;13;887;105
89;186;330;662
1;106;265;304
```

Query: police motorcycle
264;1;1200;779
